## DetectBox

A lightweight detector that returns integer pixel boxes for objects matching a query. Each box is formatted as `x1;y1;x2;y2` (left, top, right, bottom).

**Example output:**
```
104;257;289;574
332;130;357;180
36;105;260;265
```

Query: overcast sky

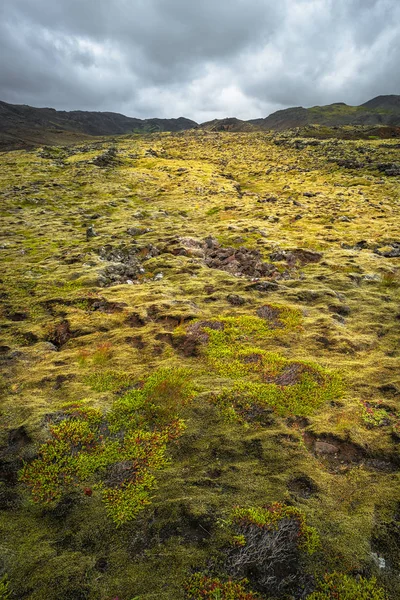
1;0;399;122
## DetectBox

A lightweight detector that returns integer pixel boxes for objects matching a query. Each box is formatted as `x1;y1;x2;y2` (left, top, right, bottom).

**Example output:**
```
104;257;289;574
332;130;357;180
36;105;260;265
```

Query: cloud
0;0;399;121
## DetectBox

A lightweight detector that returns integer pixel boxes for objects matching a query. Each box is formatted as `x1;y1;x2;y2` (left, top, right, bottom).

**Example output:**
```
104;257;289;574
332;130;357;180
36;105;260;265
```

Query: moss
84;370;134;392
1;129;399;599
0;576;10;600
307;573;387;599
176;315;343;419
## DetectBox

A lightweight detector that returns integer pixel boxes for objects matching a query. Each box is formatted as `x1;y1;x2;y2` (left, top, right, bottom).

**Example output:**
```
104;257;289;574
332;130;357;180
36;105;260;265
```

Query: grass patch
83;370;133;392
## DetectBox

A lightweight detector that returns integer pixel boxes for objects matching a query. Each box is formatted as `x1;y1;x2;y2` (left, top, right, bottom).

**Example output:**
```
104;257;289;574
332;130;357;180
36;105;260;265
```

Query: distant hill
1;95;400;150
199;117;255;132
250;95;400;131
0;100;198;150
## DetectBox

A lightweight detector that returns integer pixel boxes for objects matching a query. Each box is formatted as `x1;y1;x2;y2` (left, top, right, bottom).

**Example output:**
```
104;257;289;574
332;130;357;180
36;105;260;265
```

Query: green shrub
20;369;190;525
178;315;342;420
184;573;260;599
307;573;386;599
222;503;319;596
227;503;319;555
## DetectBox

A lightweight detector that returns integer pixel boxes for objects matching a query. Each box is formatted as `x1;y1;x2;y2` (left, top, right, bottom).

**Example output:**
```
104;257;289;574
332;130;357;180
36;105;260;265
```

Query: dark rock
97;242;159;286
375;242;400;258
205;236;218;249
125;335;146;349
204;240;275;279
47;320;72;349
328;304;351;316
125;313;147;327
86;225;97;240
92;146;119;167
315;441;339;454
258;195;278;203
227;294;246;306
247;281;279;292
354;240;370;250
127;227;152;236
377;162;400;176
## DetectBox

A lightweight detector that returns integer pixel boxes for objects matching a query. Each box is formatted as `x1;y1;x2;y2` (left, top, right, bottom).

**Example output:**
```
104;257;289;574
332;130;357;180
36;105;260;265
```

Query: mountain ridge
1;94;400;150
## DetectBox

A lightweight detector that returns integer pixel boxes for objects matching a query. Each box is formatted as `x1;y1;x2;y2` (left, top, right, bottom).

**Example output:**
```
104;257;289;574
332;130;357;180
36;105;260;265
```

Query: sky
1;0;399;123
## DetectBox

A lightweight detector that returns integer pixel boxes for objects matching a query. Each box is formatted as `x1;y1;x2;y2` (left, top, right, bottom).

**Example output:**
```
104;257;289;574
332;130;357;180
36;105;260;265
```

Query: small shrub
307;572;386;599
360;401;390;428
20;369;190;524
223;503;319;596
184;573;260;599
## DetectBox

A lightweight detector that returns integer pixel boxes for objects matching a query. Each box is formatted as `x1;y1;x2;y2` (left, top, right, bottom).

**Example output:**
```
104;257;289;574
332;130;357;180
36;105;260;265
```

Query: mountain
199;117;255;132
0;100;198;150
250;95;400;130
2;95;400;151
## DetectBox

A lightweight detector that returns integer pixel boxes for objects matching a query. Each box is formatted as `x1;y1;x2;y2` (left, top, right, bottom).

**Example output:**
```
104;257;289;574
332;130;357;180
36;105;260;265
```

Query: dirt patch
173;320;224;357
247;281;280;292
288;475;319;498
240;353;263;364
303;433;398;473
263;363;322;387
125;313;148;327
0;426;32;490
155;332;174;345
47;319;72;349
270;248;323;266
256;304;284;328
125;335;146;350
5;310;29;322
7;426;31;452
227;294;246;306
277;363;322;386
89;298;128;313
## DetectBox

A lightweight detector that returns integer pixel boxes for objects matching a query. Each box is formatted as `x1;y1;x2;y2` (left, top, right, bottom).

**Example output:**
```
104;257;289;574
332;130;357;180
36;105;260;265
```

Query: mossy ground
0;130;399;599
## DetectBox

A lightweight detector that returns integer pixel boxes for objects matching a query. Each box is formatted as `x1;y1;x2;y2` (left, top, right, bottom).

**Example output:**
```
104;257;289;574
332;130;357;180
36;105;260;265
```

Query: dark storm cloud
0;0;399;121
